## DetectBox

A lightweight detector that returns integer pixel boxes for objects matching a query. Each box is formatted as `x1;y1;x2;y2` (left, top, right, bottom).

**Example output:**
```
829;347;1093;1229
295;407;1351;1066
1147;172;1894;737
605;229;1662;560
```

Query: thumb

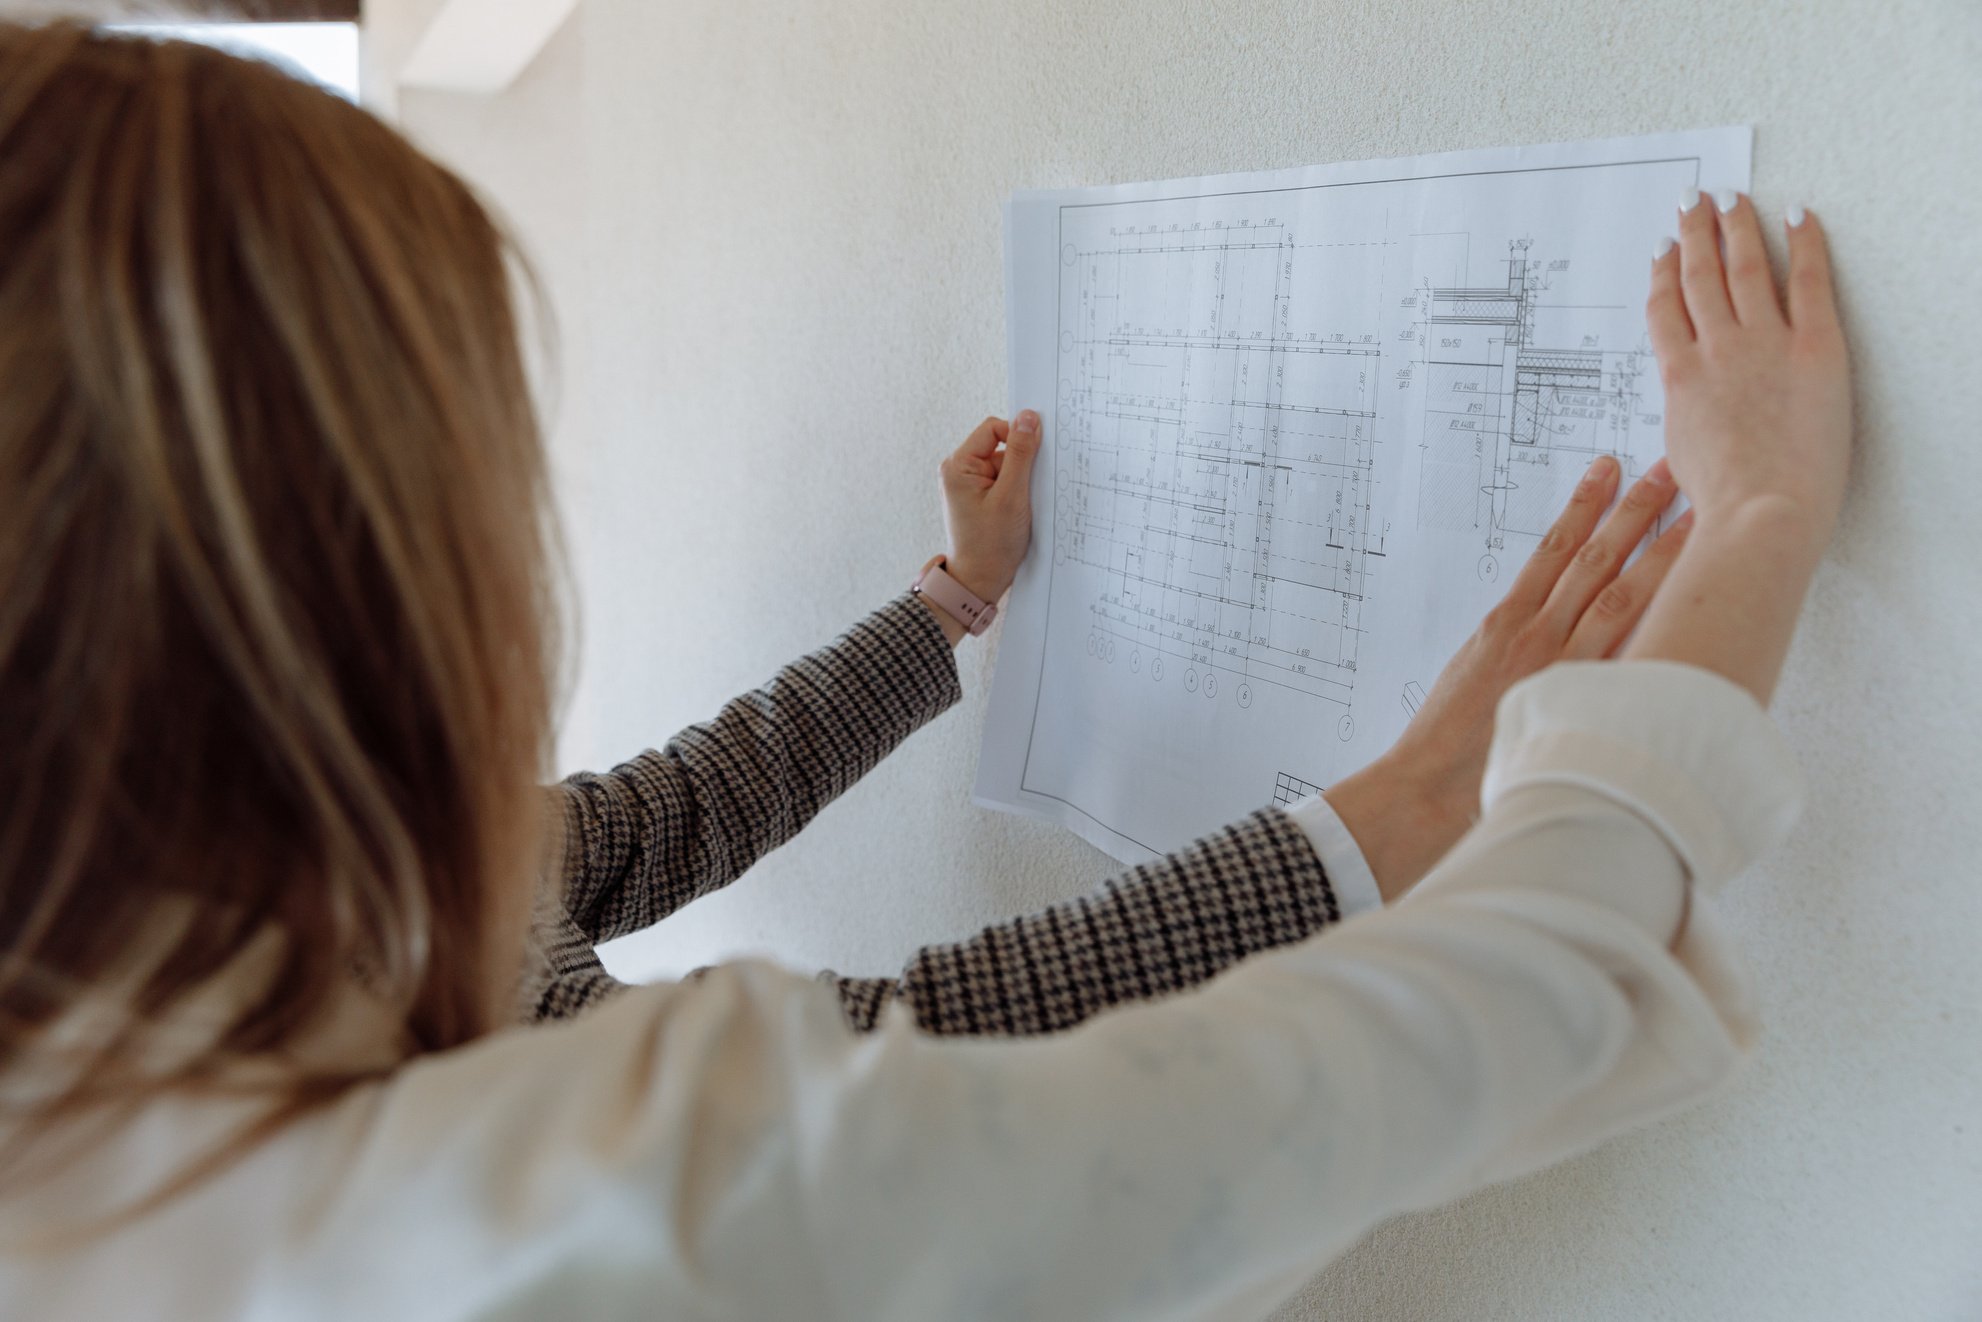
995;409;1042;491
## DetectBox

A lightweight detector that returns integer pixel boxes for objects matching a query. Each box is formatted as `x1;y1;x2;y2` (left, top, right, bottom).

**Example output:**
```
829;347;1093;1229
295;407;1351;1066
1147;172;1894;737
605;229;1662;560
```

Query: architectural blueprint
975;129;1751;864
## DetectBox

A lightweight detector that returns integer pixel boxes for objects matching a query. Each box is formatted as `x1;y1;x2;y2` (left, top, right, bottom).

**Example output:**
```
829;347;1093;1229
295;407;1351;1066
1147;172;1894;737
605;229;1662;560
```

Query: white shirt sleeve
1283;791;1386;918
122;660;1804;1322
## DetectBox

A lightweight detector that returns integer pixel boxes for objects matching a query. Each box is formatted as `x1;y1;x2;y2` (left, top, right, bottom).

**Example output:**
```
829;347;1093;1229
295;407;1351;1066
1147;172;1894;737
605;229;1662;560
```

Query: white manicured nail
1680;187;1703;212
1653;235;1676;261
1786;204;1808;228
1714;189;1739;214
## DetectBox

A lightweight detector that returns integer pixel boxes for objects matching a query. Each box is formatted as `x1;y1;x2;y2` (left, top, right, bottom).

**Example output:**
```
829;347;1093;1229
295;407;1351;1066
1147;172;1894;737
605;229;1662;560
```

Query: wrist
943;555;1009;605
1690;492;1834;569
1323;751;1478;904
1622;493;1829;706
915;589;970;647
914;555;1000;647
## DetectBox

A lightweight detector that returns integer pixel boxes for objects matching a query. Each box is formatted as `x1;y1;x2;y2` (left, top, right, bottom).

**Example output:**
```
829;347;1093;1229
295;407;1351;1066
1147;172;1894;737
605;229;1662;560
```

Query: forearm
1623;496;1825;705
553;593;962;943
1320;755;1476;904
829;807;1347;1035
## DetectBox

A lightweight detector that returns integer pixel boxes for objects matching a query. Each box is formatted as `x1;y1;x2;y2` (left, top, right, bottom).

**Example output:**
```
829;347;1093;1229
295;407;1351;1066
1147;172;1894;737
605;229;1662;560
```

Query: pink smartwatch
912;555;998;635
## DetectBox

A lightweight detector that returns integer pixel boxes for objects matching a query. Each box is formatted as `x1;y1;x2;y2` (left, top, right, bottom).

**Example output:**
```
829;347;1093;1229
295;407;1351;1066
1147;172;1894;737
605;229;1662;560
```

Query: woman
0;24;1850;1321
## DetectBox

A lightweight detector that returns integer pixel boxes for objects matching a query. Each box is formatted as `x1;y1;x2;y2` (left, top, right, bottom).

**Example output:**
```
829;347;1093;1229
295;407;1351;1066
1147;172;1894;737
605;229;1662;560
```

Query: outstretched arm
528;413;1044;1008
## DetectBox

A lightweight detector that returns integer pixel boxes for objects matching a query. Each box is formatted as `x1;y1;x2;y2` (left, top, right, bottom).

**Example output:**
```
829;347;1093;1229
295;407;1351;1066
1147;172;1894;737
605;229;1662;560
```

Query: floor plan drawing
1416;240;1660;583
1056;217;1382;738
977;129;1750;865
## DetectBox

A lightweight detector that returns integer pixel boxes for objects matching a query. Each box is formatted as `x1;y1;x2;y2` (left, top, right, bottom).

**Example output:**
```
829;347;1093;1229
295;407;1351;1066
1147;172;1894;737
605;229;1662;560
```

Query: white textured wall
383;2;1982;1317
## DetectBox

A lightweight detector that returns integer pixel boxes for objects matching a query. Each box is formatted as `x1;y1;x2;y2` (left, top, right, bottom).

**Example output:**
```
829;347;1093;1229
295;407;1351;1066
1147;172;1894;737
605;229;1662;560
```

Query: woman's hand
937;410;1042;606
1324;456;1693;900
1649;192;1851;549
1622;195;1853;702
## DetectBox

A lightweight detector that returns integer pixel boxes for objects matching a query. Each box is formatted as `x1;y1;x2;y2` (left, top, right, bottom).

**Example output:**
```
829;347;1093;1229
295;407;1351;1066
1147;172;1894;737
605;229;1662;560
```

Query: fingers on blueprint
1715;193;1785;328
1653;198;1838;350
1542;460;1679;638
945;416;1009;488
961;415;1009;457
1564;507;1695;660
1677;187;1736;331
1784;209;1841;340
1504;455;1620;613
947;412;1041;493
1647;237;1693;353
996;409;1041;491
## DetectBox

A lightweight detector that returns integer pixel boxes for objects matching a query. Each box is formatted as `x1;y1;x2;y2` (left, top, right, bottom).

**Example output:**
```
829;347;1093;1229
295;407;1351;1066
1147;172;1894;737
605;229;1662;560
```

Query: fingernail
1785;204;1808;228
1015;409;1040;432
1647;457;1672;485
1714;189;1740;215
1680;187;1703;213
1652;235;1676;262
1674;508;1697;530
1585;455;1617;484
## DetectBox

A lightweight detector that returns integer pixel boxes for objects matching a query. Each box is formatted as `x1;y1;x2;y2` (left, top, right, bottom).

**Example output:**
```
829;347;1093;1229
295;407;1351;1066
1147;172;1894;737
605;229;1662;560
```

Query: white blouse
0;660;1803;1322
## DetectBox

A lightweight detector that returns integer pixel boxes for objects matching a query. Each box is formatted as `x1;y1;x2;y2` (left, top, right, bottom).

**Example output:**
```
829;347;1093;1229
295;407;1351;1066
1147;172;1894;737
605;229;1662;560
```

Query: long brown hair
0;21;561;1195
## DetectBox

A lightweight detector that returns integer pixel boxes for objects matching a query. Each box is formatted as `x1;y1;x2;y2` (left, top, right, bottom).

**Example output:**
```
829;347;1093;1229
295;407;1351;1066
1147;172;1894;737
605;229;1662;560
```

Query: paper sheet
974;128;1751;863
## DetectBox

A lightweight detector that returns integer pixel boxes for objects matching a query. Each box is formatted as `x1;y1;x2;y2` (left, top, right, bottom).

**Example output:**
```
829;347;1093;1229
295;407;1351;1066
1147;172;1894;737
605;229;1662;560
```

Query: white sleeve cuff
1484;660;1805;888
1285;793;1385;918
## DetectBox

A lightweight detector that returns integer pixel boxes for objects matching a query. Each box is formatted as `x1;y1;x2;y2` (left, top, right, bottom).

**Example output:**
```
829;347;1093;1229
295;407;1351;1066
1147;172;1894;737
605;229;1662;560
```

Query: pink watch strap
913;557;998;635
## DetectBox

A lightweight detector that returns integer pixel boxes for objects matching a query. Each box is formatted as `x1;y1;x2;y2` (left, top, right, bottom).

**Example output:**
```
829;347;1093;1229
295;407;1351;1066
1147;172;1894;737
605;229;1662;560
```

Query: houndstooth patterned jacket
520;593;1343;1033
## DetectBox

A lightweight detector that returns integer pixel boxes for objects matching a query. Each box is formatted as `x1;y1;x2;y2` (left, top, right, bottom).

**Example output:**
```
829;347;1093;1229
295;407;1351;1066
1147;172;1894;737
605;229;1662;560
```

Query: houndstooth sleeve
547;591;963;947
825;806;1341;1034
521;591;1345;1029
525;803;1343;1028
